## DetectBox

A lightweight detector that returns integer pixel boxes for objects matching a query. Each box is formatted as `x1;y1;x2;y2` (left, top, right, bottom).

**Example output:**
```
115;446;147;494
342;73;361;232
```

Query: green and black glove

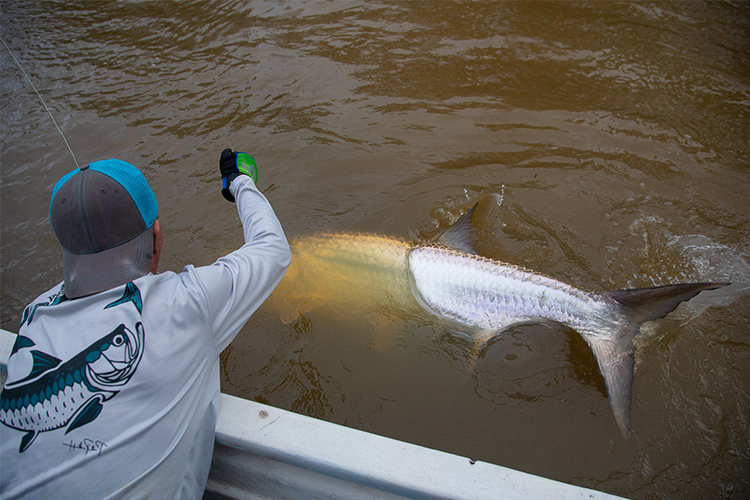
220;148;258;202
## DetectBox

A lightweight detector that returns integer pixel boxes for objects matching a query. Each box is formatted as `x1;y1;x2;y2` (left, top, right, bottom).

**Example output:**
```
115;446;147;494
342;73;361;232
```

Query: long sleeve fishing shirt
0;175;292;499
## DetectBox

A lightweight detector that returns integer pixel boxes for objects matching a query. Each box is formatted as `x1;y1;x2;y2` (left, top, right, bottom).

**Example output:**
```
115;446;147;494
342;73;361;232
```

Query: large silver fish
274;205;728;436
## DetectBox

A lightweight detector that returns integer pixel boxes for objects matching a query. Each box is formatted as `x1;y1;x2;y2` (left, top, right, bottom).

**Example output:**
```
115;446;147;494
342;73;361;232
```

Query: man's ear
151;218;162;274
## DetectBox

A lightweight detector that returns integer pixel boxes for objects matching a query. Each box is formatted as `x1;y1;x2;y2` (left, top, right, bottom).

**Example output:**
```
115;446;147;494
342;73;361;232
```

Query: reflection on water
2;1;749;498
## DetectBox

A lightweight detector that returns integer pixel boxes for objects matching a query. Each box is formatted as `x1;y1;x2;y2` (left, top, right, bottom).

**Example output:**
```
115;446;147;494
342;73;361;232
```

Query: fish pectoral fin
466;330;499;373
66;398;104;434
370;315;401;350
279;296;328;324
19;431;38;453
279;309;300;325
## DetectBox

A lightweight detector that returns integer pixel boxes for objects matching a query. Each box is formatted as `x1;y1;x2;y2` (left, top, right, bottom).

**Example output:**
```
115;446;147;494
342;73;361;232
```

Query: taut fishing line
1;36;80;168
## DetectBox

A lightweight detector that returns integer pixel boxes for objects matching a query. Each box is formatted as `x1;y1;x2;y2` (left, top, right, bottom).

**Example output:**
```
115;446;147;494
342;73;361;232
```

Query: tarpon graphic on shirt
0;323;145;452
0;282;145;452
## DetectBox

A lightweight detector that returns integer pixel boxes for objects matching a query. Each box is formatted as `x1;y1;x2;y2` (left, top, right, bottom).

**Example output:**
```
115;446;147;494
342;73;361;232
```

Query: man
0;149;291;499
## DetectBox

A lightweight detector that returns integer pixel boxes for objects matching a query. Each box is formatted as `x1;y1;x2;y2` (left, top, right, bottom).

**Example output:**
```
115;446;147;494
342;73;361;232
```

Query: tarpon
0;323;145;452
277;205;728;436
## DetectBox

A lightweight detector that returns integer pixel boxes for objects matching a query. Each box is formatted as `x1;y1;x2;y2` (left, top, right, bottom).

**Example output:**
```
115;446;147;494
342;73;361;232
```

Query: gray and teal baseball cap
49;159;159;299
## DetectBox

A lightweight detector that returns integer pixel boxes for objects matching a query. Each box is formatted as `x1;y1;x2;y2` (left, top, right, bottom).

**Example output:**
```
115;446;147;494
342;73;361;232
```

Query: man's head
49;159;160;299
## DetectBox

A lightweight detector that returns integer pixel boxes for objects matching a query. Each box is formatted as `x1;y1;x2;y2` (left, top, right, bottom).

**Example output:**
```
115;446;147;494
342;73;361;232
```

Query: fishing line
1;36;80;168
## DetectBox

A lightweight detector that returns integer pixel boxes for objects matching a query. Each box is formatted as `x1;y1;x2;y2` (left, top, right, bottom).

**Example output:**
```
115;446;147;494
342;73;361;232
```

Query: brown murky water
2;1;749;498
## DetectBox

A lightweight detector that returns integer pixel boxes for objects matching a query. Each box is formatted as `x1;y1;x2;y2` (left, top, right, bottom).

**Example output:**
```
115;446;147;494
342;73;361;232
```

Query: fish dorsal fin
8;350;62;387
27;350;61;379
434;204;478;255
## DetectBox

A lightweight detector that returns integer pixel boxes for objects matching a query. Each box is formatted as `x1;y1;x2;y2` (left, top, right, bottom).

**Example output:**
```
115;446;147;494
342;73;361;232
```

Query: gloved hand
220;148;258;202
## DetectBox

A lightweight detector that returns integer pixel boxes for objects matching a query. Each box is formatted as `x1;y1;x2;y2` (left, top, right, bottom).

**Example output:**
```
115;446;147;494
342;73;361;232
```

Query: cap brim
63;226;154;299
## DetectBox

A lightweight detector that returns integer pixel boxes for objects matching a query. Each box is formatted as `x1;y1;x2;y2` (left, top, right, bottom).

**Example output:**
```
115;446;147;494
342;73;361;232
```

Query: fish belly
0;381;96;433
407;245;610;334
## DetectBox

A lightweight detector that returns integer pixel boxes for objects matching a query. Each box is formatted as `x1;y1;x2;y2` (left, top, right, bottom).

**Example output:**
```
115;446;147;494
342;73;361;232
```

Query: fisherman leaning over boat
0;149;291;499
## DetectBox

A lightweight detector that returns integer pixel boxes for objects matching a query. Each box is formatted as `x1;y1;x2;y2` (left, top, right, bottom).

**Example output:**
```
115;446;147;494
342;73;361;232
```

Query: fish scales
301;233;409;267
408;245;613;334
274;233;419;322
2;381;95;433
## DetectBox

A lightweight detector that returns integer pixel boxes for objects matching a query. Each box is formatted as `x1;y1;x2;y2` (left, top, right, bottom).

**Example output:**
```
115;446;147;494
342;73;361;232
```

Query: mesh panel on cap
89;159;159;227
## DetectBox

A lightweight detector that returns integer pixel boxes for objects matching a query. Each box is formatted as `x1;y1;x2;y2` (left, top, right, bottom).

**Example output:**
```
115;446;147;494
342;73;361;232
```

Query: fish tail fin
589;282;729;437
606;282;730;325
586;331;638;438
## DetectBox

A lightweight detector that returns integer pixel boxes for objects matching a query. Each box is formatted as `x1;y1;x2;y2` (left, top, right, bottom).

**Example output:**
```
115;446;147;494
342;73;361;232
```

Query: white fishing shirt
0;176;291;499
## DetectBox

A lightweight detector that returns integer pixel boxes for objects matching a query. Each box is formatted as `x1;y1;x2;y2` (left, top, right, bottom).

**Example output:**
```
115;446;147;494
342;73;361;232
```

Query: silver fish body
407;243;636;436
409;244;621;342
276;205;728;436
